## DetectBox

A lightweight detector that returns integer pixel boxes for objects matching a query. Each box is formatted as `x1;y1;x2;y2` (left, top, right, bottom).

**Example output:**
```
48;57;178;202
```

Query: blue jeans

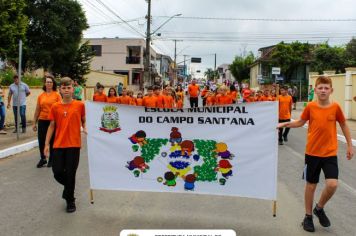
12;105;26;129
0;104;5;130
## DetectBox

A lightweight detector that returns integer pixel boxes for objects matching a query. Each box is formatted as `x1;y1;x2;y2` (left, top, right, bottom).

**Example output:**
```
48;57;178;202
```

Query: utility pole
174;39;177;86
214;53;217;70
143;0;151;90
17;40;22;140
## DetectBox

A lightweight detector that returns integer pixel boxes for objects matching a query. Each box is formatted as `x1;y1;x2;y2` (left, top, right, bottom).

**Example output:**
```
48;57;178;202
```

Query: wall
250;63;259;89
309;68;356;120
85;71;127;87
352;74;356;120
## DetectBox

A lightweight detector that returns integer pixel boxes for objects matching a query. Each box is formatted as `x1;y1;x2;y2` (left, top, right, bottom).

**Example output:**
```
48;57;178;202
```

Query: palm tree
204;68;219;81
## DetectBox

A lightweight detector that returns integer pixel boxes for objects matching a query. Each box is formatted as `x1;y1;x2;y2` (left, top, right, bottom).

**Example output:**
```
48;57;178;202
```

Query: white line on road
291;119;356;147
283;145;356;197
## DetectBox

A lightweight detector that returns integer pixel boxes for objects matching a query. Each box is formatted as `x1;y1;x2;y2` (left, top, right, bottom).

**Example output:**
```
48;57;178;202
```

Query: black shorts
292;96;297;103
303;154;338;184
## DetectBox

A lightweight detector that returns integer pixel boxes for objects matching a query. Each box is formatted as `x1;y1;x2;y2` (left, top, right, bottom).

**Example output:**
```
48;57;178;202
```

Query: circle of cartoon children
2;74;354;234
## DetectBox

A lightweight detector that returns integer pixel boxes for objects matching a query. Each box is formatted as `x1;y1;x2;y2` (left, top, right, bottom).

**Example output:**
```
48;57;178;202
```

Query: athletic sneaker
283;136;288;142
0;130;7;134
36;159;47;168
278;140;284;145
313;206;331;227
66;201;76;213
302;215;315;232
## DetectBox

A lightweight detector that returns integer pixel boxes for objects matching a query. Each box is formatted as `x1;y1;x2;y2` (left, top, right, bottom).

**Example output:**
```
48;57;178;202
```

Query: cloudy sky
80;0;356;71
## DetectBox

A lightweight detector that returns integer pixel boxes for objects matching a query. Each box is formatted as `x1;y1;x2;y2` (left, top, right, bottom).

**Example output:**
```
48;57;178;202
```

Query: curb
0;140;38;159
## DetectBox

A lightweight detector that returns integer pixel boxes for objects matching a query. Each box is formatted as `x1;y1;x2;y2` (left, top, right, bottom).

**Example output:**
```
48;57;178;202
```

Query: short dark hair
13;75;19;80
96;83;104;89
42;75;57;91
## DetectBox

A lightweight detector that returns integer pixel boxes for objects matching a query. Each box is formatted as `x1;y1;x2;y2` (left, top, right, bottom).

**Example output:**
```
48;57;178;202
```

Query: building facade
85;38;160;90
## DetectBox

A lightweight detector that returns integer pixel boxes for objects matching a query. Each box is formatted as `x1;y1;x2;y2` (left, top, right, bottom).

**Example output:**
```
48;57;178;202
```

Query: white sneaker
0;130;7;134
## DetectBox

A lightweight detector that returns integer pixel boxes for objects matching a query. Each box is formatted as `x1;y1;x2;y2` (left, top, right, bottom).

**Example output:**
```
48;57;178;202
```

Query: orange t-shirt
119;95;131;105
188;84;200;97
143;96;157;108
163;95;174;108
301;102;346;157
229;91;237;101
93;93;108;102
176;99;183;109
136;98;143;106
201;89;208;97
155;94;164;108
260;95;273;101
206;96;215;106
278;95;293;120
49;100;85;148
37;92;62;120
176;91;184;100
107;96;118;103
242;88;251;100
129;97;136;105
216;95;233;105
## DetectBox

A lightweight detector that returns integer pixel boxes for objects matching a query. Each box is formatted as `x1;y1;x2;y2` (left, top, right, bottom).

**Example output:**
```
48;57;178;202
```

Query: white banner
86;101;278;200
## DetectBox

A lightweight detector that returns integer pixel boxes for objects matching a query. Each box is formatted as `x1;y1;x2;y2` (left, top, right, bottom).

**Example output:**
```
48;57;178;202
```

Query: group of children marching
92;83;283;108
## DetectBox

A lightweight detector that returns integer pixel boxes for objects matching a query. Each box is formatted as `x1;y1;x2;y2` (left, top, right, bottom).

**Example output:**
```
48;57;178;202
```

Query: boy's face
98;88;104;94
315;83;332;101
147;90;153;96
154;89;161;95
280;88;287;95
60;84;74;98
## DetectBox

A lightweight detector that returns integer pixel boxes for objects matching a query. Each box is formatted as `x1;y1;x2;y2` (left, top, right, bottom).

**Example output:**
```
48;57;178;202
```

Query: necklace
62;101;73;117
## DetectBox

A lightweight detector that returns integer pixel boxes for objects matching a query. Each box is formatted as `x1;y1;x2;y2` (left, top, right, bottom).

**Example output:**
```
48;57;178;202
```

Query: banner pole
273;201;277;217
90;189;94;204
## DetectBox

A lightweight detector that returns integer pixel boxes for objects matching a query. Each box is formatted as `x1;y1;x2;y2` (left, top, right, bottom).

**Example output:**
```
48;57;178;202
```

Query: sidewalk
0;126;38;158
292;102;356;141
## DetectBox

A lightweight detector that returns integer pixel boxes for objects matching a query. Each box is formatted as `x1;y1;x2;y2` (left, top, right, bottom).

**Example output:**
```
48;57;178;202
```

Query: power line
155;15;356;22
94;0;146;37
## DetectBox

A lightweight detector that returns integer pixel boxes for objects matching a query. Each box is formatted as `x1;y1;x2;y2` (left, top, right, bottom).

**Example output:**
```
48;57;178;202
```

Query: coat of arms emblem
100;105;121;133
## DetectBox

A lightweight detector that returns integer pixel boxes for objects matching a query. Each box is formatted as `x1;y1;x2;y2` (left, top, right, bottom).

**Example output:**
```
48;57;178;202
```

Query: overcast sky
80;0;356;71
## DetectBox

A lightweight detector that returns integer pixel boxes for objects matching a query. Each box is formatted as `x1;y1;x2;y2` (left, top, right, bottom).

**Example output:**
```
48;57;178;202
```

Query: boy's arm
7;90;12;109
32;101;41;131
339;122;354;160
277;119;307;129
44;121;55;158
81;115;87;134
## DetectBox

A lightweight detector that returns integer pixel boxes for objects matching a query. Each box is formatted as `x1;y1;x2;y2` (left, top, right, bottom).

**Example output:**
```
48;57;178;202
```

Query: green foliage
67;41;94;84
0;0;28;62
229;52;255;83
345;38;356;67
0;69;42;86
204;68;219;81
311;43;346;74
24;0;88;76
271;41;312;80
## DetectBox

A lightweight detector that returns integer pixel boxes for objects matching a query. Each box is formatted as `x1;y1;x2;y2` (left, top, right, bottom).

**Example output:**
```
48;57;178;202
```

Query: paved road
1;128;355;236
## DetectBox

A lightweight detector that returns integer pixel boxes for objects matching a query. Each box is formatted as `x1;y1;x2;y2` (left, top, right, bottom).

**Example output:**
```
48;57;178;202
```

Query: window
90;45;102;56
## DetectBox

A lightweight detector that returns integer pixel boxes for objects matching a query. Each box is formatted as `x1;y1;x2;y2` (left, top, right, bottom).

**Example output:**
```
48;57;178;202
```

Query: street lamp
143;11;182;89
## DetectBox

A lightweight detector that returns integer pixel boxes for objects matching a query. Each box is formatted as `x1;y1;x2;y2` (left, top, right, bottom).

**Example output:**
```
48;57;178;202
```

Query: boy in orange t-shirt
278;76;354;232
206;91;215;106
118;89;131;105
135;92;144;106
44;77;86;213
143;87;158;108
188;79;200;108
215;85;233;105
153;86;165;108
277;86;293;145
163;88;174;109
93;84;108;102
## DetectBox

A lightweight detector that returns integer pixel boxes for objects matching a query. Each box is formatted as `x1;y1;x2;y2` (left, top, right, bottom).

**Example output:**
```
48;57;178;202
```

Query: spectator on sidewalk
117;82;123;96
292;84;298;110
33;75;62;168
188;79;200;108
44;77;86;213
0;85;6;134
308;85;314;102
7;75;31;133
73;79;83;101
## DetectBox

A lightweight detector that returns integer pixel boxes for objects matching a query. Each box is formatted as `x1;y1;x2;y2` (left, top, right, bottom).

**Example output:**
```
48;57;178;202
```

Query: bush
0;69;43;86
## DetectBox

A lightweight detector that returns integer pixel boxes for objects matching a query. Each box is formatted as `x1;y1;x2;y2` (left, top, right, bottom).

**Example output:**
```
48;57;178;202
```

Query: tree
311;43;346;74
67;41;94;84
24;0;88;76
229;52;255;83
204;68;219;81
270;41;312;81
345;38;356;67
0;0;28;63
